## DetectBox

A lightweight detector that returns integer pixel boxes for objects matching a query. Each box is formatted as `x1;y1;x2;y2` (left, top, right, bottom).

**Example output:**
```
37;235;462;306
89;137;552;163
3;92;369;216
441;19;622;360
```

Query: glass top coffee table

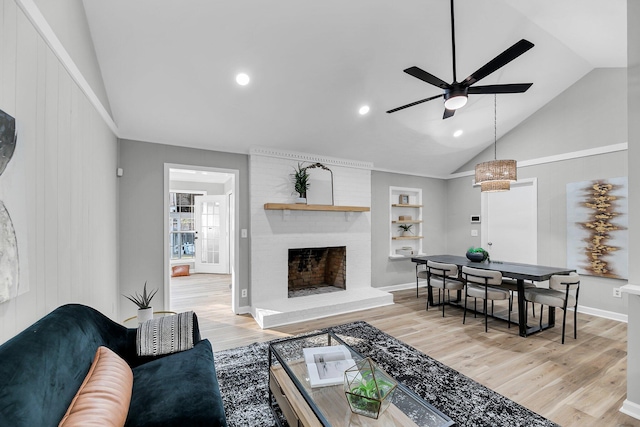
268;330;455;427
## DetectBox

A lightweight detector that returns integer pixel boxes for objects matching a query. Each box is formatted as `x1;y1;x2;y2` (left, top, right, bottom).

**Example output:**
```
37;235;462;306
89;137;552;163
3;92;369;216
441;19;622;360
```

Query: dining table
411;254;575;337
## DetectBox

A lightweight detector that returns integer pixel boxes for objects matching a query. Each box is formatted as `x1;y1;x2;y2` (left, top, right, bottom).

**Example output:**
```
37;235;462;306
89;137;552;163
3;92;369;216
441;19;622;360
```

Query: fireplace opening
288;246;346;298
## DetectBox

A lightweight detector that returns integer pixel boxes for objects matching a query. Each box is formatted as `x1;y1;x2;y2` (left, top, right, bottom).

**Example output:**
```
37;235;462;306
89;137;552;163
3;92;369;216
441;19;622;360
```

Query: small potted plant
398;223;413;237
291;163;310;204
124;281;158;324
344;358;397;419
466;247;490;262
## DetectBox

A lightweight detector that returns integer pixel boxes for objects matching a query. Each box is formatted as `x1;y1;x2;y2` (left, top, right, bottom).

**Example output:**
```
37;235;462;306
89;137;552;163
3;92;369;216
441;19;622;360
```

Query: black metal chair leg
574;306;578;339
463;288;468;324
539;305;544;329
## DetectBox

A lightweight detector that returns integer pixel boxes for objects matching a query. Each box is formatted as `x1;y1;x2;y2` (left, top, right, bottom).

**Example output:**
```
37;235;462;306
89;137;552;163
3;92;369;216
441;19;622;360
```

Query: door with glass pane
194;195;229;274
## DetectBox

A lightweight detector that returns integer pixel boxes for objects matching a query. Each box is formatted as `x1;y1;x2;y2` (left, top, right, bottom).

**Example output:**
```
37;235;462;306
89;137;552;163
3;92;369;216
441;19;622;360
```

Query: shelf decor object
475;95;517;192
344;358;398;419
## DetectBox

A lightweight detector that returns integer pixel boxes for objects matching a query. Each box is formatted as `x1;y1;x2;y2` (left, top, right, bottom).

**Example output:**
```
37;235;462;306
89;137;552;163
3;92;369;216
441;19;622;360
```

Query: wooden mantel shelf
264;203;370;212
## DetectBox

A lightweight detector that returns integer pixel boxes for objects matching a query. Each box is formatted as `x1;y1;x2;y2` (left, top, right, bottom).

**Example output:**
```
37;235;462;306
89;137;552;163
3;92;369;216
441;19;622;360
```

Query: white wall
0;0;119;342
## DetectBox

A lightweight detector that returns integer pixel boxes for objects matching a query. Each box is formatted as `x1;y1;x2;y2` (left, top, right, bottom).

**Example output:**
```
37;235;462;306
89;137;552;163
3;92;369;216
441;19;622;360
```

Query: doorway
164;164;240;314
481;178;538;264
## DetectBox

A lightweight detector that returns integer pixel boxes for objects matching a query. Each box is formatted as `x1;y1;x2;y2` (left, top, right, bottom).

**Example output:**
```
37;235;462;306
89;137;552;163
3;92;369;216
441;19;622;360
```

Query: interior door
194;195;229;274
481;179;537;264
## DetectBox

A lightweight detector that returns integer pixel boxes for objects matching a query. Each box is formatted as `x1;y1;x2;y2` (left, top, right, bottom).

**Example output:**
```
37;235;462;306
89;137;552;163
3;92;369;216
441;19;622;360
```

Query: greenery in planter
398;224;413;235
291;163;310;199
124;281;158;309
467;246;490;262
344;358;397;419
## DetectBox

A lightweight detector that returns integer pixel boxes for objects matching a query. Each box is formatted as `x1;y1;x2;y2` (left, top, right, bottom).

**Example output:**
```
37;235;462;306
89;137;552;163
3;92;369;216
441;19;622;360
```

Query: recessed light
453;129;463;137
359;105;370;115
236;73;250;86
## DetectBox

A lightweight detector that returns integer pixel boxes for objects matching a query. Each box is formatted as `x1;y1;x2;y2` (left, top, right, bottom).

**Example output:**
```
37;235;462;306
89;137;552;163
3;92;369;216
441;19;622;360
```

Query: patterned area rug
213;321;559;427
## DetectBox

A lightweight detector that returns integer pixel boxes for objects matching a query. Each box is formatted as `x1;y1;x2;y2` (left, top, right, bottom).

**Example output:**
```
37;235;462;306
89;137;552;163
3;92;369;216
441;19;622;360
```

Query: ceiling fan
387;0;534;119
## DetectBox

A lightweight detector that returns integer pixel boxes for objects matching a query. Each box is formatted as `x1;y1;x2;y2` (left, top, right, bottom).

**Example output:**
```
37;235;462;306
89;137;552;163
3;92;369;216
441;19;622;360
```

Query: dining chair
462;266;511;332
425;261;464;317
524;272;580;344
499;279;537;318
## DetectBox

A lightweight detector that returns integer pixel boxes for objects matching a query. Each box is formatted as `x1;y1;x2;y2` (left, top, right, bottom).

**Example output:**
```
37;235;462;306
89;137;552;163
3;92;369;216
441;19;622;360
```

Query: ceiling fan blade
443;108;455;119
386;94;444;114
462;39;534;86
468;83;533;94
404;67;451;89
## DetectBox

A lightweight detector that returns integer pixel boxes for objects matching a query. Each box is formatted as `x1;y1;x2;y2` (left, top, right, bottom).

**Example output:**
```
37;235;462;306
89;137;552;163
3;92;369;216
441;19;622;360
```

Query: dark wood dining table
411;254;575;337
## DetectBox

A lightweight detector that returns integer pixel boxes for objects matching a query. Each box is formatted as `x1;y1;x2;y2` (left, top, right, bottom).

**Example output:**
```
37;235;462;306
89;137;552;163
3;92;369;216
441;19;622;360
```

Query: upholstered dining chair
425;261;464;317
524;272;580;344
462;266;511;332
499;279;537;318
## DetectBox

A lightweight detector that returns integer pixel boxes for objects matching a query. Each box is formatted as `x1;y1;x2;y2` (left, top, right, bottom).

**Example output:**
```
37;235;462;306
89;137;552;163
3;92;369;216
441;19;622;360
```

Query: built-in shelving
264;203;370;212
389;187;424;259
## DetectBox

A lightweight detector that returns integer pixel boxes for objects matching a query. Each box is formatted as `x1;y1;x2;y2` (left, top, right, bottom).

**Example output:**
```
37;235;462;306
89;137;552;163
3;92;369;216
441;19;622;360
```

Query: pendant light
474;95;517;192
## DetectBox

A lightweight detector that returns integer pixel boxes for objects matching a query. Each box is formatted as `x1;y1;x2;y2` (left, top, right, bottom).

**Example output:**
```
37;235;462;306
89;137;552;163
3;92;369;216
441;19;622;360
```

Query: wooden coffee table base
270;364;420;427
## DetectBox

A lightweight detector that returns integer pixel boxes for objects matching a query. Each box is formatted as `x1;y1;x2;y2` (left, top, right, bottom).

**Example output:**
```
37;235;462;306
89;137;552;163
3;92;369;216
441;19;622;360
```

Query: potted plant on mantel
291;162;310;204
124;281;158;324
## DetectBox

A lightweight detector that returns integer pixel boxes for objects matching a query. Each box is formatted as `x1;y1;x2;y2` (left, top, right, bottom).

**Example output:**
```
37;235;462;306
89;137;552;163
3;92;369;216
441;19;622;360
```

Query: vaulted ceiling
82;0;626;177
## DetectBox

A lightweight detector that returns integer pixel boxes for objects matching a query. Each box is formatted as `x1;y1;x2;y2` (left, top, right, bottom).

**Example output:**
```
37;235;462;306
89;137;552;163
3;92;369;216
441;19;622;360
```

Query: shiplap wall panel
57;66;72;304
0;0;119;342
14;6;38;330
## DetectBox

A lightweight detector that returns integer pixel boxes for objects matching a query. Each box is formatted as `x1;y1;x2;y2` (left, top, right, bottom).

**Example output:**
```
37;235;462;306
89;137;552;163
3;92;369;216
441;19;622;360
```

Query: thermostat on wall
470;215;481;223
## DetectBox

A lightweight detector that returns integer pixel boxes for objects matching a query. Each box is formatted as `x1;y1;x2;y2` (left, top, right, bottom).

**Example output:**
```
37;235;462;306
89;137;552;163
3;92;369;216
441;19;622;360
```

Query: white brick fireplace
249;148;393;328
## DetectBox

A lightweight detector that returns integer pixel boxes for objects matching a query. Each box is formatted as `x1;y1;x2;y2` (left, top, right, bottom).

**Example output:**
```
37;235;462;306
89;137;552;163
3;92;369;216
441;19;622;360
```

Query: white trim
236;306;252;315
164;163;241;314
621;283;640;296
377;282;415;293
250;146;373;170
620;400;640;420
576;305;628;323
448;143;628;180
14;0;119;135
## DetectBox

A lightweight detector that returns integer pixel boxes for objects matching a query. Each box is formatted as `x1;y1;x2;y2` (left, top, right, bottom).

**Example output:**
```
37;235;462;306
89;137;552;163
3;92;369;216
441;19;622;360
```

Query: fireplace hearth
288;246;346;298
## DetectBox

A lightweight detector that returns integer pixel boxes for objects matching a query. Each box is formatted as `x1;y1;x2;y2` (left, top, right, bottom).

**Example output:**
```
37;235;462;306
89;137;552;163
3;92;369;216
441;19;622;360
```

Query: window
169;192;204;260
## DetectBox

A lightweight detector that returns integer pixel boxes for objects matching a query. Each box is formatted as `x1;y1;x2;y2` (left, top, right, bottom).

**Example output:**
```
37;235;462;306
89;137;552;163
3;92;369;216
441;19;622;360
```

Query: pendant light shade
475;95;517;192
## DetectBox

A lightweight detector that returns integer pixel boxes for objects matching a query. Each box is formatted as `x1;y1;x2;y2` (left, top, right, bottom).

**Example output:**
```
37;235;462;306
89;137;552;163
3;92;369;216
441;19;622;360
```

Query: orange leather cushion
171;264;190;277
59;346;133;427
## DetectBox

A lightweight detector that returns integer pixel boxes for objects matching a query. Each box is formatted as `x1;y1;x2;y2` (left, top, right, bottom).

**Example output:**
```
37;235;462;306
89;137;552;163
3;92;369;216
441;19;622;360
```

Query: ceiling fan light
444;95;467;110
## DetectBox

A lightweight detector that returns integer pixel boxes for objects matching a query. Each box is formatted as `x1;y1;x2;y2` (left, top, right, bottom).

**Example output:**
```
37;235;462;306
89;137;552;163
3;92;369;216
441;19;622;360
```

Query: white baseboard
620;399;640;420
235;305;252;315
377;282;416;292
576;305;627;323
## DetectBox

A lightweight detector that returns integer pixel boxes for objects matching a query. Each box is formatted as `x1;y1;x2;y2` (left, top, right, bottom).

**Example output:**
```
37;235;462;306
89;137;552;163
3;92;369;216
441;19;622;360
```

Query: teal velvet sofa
0;304;227;427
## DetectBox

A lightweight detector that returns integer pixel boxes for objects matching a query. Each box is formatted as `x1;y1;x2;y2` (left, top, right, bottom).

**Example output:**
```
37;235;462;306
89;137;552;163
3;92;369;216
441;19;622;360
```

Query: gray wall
626;0;640;410
371;171;448;288
447;67;628;316
32;0;112;115
118;139;250;320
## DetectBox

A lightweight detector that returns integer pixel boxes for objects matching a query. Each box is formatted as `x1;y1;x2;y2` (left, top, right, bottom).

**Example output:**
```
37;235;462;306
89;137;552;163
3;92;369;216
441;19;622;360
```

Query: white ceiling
82;0;626;177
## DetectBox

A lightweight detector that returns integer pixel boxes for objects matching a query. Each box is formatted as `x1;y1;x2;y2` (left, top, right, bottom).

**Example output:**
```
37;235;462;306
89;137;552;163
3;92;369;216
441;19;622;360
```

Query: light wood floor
170;273;638;427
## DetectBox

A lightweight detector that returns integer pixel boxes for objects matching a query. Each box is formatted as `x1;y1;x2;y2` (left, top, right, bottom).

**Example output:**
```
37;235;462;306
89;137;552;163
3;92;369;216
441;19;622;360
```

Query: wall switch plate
241;289;247;298
241;229;248;238
471;229;478;237
613;288;622;298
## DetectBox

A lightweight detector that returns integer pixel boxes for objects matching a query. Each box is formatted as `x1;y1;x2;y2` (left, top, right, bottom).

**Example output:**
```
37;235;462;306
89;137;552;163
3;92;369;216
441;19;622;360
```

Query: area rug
213;321;559;427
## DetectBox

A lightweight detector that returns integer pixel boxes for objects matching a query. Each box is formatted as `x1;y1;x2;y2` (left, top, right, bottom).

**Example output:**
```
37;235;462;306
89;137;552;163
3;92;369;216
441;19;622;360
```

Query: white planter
138;307;153;324
295;197;307;204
